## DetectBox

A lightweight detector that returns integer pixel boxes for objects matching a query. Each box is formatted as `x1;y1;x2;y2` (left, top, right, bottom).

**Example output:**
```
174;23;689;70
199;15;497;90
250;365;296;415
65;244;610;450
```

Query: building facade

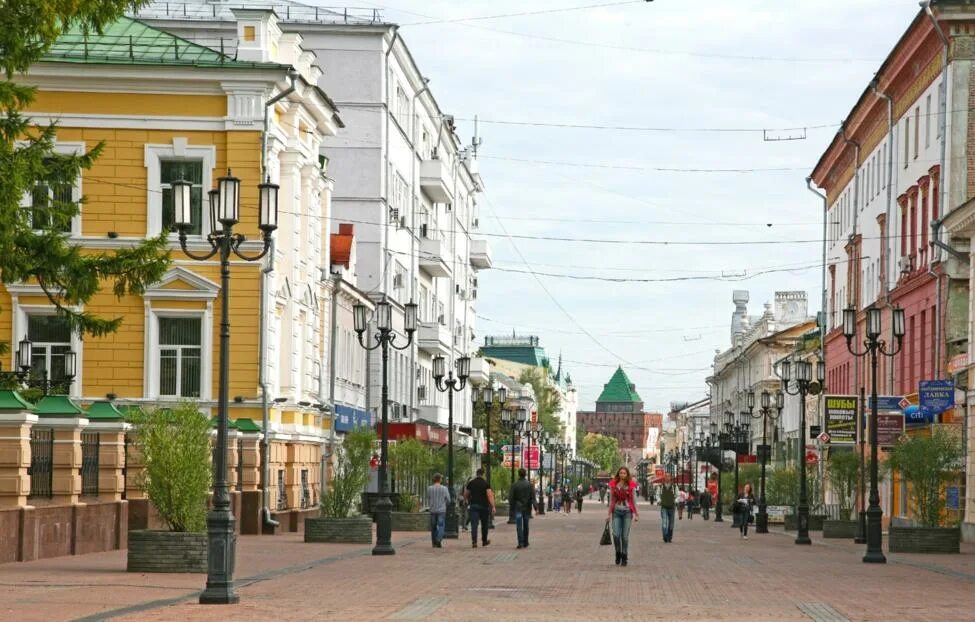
576;366;662;467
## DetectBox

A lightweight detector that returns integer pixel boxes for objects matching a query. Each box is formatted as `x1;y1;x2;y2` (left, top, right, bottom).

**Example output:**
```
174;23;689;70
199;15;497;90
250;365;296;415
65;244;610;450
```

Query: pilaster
0;391;37;509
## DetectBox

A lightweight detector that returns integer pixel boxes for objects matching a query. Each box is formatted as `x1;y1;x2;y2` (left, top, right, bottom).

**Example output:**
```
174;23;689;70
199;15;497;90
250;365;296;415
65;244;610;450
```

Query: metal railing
131;2;384;24
81;432;100;496
29;428;54;499
236;437;244;492
300;469;311;509
276;469;288;510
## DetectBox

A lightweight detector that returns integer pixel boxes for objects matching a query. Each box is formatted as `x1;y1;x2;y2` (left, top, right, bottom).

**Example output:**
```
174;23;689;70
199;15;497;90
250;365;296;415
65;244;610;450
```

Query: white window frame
19;142;84;236
145;308;213;401
12;303;83;399
144;138;216;237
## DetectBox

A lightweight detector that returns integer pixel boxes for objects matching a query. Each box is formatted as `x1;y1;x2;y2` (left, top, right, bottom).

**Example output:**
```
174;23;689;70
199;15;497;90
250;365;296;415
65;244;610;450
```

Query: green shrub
886;427;963;527
826;449;859;520
321;427;375;518
130;402;211;533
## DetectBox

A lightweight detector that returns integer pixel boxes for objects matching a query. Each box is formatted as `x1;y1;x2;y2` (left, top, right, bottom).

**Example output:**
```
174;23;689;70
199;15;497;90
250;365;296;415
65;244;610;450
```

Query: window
160;159;203;235
925;94;932;148
937;82;943;138
914;107;920;159
904;117;910;168
27;314;72;382
158;317;202;398
27;173;74;232
882;144;887;188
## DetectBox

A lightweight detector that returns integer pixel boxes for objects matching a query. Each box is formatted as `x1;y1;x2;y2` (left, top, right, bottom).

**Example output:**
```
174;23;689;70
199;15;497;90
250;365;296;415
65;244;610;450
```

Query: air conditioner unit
389;207;399;222
898;255;914;275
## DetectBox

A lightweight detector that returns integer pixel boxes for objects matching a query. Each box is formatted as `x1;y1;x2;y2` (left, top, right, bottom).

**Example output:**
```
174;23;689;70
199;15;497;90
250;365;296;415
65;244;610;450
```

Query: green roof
212;416;238;429
85;401;125;421
34;395;84;417
234;418;262;433
596;367;642;404
42;16;286;69
0;390;34;410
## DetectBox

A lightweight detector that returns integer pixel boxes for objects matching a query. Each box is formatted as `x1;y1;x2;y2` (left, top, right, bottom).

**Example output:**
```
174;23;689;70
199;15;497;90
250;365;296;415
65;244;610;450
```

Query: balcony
470;238;492;270
468;357;491;384
419;226;451;277
418;405;447;427
420;157;453;203
418;320;451;355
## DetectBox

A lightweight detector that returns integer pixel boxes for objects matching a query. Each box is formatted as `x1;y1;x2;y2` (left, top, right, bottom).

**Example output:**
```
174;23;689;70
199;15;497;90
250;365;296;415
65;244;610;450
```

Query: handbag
748;512;755;524
600;520;612;545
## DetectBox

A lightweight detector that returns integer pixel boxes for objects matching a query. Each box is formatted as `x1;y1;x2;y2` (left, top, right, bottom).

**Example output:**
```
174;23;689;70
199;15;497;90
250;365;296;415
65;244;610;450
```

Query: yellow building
0;11;343;555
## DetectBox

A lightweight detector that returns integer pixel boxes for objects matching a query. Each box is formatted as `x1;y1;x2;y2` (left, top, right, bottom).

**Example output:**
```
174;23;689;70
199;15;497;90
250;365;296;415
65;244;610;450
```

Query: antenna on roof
471;114;483;158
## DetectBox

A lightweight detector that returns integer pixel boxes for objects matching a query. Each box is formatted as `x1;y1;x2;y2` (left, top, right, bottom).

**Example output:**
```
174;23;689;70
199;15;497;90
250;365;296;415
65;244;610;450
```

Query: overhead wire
397;1;644;26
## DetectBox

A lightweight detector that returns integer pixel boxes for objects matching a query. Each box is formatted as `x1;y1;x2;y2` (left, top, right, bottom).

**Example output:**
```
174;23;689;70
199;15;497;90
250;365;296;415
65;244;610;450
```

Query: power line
398;1;643;26
481;154;805;174
464;117;837;134
489;263;821;283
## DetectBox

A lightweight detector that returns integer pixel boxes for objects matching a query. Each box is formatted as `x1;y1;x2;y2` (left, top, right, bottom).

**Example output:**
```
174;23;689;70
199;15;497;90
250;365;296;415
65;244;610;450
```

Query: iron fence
276;469;287;510
236;437;244;492
300;469;310;509
81;432;100;496
29;428;54;499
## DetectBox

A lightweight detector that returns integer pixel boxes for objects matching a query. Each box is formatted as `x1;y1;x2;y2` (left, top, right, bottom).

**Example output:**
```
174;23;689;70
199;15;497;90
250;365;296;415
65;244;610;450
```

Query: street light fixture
525;427;547;514
499;405;526;523
431;354;470;539
746;389;784;533
352;297;418;556
172;169;278;605
779;356;825;546
723;410;749;528
844;305;905;564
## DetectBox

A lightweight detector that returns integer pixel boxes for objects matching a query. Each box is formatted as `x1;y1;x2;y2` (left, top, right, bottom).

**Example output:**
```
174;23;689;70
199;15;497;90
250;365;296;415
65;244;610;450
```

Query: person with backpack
659;475;677;543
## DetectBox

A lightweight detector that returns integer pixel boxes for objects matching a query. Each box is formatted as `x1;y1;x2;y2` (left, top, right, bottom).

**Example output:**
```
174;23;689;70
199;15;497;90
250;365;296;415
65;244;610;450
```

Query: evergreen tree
0;0;170;352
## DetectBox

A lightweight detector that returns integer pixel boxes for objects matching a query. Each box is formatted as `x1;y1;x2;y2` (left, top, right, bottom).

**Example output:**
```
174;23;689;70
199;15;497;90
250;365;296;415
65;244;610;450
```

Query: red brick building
576;367;663;467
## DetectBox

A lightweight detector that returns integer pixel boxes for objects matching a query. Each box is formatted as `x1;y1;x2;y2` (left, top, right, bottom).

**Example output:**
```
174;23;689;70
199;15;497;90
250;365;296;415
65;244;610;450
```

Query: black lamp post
746;389;784;534
723;410;749;528
172;169;278;604
843;305;905;564
500;406;526;524
779;356;824;546
352;297;418;556
474;383;506;529
710;421;724;522
526;428;547;514
432;354;470;539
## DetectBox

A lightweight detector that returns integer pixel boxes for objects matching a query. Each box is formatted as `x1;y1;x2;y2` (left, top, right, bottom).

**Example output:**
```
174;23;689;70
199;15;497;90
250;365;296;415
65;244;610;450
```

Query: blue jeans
611;507;632;555
660;507;675;541
469;505;489;544
430;511;445;543
515;510;530;546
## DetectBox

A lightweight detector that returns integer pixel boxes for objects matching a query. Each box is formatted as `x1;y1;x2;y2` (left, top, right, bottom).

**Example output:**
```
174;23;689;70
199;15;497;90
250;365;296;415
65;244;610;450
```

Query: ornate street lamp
746;389;784;533
779;356;825;546
525;427;547;514
352;297;418;555
431;354;470;539
844;305;905;564
723;410;750;528
710;421;724;522
172;170;277;604
500;405;526;523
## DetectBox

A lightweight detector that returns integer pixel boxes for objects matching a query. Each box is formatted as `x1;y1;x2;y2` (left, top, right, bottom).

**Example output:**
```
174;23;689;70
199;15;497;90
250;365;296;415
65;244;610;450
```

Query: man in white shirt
426;473;450;548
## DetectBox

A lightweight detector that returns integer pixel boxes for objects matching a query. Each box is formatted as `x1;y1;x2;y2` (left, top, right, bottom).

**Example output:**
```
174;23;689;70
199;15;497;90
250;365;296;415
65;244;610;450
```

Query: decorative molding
144;266;220;301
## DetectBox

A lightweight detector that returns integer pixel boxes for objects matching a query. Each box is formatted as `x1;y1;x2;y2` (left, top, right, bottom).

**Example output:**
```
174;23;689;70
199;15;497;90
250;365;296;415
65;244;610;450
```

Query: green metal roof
86;401;125;421
0;390;34;410
234;418;262;433
42;16;286;69
596;366;642;404
34;395;84;417
212;416;238;429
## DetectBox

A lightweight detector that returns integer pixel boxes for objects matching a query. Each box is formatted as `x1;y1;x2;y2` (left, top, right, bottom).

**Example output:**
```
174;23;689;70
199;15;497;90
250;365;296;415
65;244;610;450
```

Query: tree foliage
886;427;962;527
826;449;860;520
579;432;622;474
0;0;171;351
518;368;563;438
390;437;432;501
130;402;211;533
321;427;375;518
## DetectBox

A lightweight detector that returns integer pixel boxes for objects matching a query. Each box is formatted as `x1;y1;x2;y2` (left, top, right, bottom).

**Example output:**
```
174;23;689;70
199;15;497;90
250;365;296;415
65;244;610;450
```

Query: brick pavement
1;501;973;621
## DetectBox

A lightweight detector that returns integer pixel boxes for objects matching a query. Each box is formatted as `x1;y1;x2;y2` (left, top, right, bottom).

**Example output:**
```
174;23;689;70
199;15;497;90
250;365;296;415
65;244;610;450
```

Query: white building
135;1;493;435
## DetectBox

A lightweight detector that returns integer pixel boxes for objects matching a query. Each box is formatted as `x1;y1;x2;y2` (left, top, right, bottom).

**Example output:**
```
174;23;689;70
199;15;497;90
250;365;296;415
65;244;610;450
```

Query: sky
341;0;923;412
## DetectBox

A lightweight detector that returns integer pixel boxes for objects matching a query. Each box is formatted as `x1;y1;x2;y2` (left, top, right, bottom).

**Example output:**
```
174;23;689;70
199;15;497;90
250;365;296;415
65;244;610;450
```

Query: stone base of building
0;501;127;564
962;521;975;543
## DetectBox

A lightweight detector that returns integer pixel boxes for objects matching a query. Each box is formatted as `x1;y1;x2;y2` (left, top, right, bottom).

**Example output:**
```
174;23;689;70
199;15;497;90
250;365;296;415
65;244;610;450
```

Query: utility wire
397;1;643;26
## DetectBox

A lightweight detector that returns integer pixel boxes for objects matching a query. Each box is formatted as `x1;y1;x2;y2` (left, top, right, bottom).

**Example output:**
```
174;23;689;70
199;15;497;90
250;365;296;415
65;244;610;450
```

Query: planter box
823;519;858;539
495;502;509;516
889;526;961;554
304;517;372;544
391;511;429;532
127;530;207;573
784;513;826;532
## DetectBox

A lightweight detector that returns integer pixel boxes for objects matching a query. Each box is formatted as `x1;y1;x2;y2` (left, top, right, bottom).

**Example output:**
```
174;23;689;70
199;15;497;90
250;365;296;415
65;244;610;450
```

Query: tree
579;432;622;473
826;449;859;520
129;402;211;532
321;427;375;518
0;0;171;352
389;437;432;500
886;427;963;527
518;368;563;438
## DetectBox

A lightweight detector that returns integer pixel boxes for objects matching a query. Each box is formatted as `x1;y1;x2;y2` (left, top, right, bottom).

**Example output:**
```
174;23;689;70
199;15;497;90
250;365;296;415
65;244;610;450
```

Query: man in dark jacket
659;475;677;543
510;468;534;549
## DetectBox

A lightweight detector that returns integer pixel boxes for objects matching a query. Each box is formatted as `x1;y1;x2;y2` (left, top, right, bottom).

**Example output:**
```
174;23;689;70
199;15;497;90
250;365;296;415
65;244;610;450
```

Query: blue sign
947;486;960;510
919;380;954;419
903;405;936;425
334;404;372;432
870;396;904;411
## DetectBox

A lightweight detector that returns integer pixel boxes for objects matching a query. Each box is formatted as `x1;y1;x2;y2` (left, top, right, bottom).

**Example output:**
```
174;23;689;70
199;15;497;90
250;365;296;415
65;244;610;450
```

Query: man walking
510;468;533;549
426;473;450;548
659;475;677;543
464;468;494;548
699;486;711;520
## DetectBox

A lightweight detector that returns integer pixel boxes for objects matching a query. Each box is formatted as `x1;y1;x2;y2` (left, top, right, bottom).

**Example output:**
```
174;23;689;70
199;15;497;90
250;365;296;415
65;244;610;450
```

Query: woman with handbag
737;483;756;540
606;466;639;566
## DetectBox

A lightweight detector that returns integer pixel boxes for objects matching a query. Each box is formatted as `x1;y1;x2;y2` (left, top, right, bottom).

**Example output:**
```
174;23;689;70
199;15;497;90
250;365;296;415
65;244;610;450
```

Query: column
84;401;129;502
0;391;37;509
33;396;88;505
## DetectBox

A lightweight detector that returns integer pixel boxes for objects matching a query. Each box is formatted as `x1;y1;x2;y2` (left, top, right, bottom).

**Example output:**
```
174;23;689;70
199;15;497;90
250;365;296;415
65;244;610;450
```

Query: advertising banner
522;446;540;470
501;444;522;468
876;413;904;447
824;395;858;444
919;380;954;419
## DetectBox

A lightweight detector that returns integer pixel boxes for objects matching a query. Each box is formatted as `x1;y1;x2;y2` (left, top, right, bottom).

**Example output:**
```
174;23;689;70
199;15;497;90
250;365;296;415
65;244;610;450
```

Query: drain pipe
871;78;895;392
327;273;341;490
262;68;299;179
923;0;950;377
806;177;828;358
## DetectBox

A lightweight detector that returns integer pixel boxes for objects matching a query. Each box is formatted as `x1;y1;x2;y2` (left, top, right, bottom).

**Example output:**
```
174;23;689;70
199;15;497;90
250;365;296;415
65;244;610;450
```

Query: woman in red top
606;466;639;566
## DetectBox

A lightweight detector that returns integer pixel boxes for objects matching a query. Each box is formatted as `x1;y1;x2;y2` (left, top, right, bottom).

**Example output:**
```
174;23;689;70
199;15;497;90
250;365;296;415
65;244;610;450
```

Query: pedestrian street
3;498;972;621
